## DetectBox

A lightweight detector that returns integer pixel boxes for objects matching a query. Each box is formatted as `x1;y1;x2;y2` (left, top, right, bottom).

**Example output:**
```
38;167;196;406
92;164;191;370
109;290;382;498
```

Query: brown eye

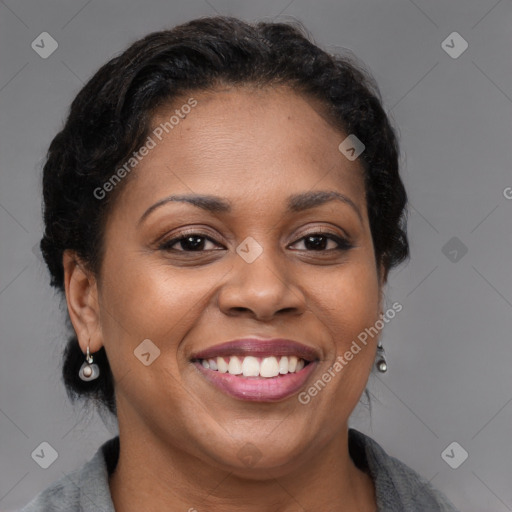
290;233;353;252
159;233;223;252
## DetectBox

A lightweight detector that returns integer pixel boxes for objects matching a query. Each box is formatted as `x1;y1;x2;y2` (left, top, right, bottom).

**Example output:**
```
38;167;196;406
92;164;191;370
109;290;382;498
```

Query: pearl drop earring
375;343;388;373
79;345;100;381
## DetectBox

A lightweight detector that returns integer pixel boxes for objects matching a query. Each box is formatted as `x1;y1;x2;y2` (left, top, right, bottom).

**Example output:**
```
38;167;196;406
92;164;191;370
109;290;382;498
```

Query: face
67;85;384;475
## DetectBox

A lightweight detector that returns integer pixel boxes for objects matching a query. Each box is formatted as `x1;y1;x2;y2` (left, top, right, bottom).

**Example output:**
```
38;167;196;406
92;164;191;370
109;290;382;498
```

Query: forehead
113;85;366;219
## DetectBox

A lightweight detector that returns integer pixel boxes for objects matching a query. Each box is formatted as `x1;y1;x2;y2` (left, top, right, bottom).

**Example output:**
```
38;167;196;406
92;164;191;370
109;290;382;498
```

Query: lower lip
194;361;317;402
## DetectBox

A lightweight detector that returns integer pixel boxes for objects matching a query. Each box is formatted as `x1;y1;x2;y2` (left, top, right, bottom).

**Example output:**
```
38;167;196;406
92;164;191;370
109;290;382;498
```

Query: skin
63;85;385;512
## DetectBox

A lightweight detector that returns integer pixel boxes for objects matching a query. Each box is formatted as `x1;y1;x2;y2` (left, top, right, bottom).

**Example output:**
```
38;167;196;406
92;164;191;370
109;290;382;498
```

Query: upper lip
191;338;320;362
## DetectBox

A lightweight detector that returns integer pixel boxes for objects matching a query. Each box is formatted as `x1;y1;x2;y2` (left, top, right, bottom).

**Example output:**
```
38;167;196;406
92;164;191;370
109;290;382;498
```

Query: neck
109;419;376;512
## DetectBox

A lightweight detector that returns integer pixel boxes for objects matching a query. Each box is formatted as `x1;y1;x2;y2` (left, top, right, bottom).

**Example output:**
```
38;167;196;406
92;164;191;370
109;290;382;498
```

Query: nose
217;246;306;321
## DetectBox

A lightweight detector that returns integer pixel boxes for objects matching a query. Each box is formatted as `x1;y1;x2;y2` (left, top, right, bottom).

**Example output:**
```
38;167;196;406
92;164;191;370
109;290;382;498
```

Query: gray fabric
348;430;459;511
18;429;459;511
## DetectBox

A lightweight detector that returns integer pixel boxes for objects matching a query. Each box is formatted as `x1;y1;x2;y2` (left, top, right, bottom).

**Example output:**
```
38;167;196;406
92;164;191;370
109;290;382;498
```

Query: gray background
1;0;511;510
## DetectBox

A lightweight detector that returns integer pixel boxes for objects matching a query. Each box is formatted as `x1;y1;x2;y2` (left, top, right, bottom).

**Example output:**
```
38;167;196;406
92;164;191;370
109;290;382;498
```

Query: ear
62;250;103;355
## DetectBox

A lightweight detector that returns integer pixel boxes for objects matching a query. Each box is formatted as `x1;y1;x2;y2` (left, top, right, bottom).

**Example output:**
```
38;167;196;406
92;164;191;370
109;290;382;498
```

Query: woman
20;16;459;512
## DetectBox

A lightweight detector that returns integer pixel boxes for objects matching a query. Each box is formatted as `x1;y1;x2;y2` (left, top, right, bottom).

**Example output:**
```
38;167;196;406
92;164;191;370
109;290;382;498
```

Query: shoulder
17;437;118;512
349;429;460;512
17;472;80;512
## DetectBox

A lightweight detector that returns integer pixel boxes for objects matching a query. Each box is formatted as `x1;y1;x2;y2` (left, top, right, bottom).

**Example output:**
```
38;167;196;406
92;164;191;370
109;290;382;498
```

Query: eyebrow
138;190;362;225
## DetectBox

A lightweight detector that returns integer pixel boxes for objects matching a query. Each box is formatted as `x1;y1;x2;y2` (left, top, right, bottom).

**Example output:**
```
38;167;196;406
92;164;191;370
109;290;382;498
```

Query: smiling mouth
193;355;316;402
190;338;319;401
195;355;309;378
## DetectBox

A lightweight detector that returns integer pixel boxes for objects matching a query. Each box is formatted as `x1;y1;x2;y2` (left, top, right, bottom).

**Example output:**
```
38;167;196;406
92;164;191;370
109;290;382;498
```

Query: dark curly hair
39;16;409;417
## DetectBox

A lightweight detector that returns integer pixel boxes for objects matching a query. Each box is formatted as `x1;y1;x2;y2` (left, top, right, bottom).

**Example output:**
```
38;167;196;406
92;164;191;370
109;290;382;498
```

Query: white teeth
242;356;260;377
228;356;242;375
278;356;289;374
200;355;307;377
260;356;279;378
217;356;228;373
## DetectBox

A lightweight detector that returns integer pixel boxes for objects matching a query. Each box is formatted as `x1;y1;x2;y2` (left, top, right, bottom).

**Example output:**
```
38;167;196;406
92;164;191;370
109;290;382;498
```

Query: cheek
303;254;380;398
97;260;214;423
309;257;381;345
97;257;224;367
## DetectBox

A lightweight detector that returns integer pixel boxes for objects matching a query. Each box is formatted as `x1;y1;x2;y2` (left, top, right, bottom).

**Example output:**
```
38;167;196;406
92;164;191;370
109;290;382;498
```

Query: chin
199;434;309;478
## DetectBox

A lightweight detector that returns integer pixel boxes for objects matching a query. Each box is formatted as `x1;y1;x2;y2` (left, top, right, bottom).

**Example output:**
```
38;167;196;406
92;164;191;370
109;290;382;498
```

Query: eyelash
157;230;353;253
